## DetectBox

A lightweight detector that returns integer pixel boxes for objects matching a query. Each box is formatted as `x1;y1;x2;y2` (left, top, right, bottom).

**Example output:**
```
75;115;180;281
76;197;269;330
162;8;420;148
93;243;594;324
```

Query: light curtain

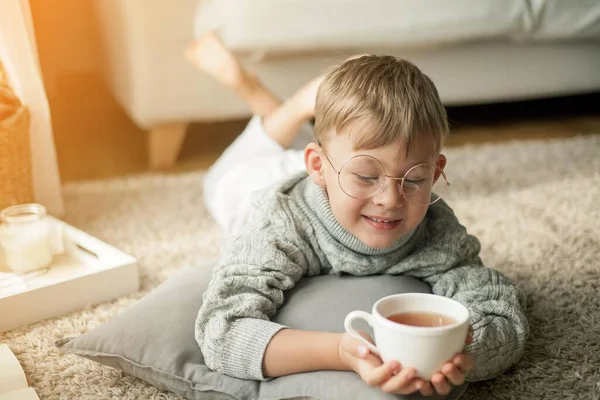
0;0;63;215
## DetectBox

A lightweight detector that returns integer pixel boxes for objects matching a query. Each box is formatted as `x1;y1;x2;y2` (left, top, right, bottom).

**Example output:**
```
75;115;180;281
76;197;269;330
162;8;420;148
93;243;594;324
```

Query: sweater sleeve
195;194;319;380
404;201;529;382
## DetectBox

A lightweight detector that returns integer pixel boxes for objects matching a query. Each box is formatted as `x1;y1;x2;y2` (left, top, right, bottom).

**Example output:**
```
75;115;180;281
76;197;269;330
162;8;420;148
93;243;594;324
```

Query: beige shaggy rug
2;135;599;399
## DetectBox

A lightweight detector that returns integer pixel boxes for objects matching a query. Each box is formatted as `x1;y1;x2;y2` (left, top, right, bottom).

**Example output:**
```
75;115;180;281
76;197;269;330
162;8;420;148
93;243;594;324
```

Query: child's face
306;131;446;249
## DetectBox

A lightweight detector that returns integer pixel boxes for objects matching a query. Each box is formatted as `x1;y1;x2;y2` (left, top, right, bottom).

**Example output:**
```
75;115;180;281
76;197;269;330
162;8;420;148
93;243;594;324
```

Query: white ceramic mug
344;293;470;380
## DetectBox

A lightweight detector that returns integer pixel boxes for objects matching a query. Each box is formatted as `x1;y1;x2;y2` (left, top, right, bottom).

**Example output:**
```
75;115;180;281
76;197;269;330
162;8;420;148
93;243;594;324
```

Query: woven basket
0;61;34;211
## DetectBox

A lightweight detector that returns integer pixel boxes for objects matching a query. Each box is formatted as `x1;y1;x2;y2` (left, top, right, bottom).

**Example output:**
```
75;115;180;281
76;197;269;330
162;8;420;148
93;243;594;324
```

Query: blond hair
314;55;449;155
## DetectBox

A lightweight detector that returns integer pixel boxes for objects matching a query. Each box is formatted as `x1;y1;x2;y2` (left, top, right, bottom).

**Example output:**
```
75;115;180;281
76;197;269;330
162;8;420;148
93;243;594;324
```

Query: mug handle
344;310;380;355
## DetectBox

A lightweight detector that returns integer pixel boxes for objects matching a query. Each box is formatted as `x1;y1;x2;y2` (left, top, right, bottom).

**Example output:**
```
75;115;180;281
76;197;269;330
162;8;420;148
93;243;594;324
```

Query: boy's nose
372;179;405;208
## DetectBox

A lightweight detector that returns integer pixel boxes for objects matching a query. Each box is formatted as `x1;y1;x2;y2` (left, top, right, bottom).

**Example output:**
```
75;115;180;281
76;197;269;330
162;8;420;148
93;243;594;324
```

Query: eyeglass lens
337;155;448;205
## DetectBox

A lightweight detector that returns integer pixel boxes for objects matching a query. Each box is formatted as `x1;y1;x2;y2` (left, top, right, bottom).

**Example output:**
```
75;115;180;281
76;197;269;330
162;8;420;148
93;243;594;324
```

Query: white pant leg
203;116;283;200
203;115;306;235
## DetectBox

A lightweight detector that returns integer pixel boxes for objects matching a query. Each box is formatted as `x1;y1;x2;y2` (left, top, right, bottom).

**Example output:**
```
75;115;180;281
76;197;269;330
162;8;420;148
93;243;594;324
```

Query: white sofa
93;0;600;168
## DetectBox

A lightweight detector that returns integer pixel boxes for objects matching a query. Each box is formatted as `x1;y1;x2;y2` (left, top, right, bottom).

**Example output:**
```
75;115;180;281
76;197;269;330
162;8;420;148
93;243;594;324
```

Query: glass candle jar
0;203;58;273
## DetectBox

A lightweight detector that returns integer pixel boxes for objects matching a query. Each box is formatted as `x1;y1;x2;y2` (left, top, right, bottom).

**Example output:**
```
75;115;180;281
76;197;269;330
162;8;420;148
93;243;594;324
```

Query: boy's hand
338;326;475;396
338;332;434;396
429;325;475;395
429;353;474;395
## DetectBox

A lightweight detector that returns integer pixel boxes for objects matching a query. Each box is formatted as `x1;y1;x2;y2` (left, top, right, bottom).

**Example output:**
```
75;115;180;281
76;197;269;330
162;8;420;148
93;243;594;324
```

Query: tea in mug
387;311;457;327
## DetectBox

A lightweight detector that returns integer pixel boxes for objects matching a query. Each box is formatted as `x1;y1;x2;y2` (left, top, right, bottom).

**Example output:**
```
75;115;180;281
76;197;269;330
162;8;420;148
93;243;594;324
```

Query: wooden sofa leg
148;123;188;169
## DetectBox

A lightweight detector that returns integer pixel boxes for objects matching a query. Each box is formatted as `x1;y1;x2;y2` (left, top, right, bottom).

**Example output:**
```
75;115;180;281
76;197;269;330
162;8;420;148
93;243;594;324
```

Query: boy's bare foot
292;75;325;119
261;55;368;148
184;32;247;90
185;31;281;115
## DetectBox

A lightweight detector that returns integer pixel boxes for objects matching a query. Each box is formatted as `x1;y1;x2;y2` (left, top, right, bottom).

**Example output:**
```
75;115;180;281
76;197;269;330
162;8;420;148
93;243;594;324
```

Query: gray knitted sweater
195;173;529;382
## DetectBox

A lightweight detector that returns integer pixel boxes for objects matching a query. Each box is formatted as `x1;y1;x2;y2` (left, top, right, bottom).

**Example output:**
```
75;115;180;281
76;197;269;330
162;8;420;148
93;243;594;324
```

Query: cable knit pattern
195;173;529;381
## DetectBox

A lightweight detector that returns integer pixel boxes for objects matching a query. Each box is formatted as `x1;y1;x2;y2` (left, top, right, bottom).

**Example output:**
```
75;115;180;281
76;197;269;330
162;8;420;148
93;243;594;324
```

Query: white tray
0;217;139;333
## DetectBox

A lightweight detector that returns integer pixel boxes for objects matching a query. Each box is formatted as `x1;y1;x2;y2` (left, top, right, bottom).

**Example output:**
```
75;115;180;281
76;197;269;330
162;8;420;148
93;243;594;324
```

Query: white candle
0;204;54;273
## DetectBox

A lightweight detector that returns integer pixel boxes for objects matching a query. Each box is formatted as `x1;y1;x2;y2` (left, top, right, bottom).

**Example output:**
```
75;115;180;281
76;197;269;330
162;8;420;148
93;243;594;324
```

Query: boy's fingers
352;352;384;377
453;353;474;374
349;344;381;366
357;345;370;358
389;377;424;395
441;362;465;386
466;326;474;344
419;381;435;397
363;353;384;367
348;332;375;358
431;372;452;395
342;332;376;360
379;367;416;393
402;379;425;395
364;361;400;386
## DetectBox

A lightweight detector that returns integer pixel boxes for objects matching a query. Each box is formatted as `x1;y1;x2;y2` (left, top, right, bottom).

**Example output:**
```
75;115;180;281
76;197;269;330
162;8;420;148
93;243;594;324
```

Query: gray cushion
56;263;467;399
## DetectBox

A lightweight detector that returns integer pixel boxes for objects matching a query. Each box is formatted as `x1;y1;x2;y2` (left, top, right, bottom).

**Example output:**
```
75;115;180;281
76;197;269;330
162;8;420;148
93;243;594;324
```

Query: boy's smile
305;127;446;249
362;215;403;231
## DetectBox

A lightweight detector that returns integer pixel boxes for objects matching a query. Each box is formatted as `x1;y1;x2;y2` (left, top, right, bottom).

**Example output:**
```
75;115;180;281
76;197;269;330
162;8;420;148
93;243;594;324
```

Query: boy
186;33;529;397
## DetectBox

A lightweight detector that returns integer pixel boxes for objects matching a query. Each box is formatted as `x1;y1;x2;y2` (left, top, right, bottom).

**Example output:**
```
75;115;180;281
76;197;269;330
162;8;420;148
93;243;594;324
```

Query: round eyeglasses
318;144;449;206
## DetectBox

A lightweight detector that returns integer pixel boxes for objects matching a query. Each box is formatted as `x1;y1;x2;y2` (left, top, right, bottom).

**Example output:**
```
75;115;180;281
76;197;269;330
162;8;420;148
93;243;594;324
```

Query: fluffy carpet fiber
2;135;599;399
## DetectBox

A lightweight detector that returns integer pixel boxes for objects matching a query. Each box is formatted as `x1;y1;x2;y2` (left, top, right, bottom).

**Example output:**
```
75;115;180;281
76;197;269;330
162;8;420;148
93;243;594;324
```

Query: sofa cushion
526;0;600;40
56;263;468;399
194;0;528;54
